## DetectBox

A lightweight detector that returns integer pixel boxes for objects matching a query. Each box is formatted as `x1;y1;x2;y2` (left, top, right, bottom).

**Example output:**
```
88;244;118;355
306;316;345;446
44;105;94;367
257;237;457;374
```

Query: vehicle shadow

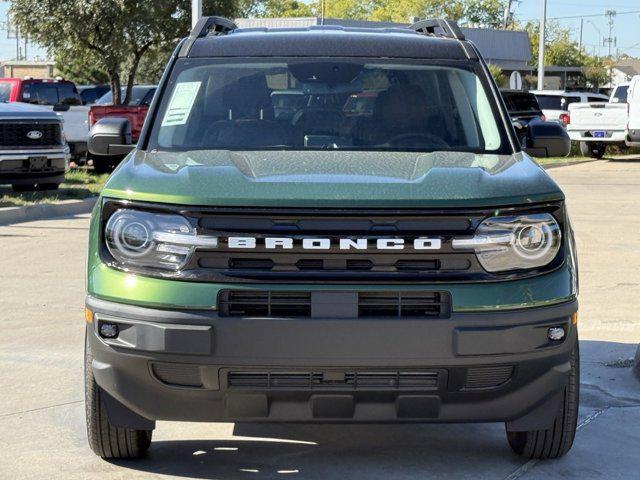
111;423;522;480
108;340;640;480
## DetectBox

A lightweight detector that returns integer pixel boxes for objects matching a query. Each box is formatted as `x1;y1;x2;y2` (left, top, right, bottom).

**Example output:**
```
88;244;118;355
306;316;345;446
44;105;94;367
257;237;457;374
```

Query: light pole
192;0;202;29
537;0;547;90
586;20;601;57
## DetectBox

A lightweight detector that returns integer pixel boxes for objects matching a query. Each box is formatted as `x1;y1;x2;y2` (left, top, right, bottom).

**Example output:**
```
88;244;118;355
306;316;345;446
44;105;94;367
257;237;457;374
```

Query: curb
542;159;597;170
0;197;97;226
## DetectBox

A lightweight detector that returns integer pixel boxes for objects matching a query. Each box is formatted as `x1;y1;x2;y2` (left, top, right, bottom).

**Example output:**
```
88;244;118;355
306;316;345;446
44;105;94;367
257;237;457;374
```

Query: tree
487;63;507;88
10;0;240;104
526;20;582;67
261;0;313;17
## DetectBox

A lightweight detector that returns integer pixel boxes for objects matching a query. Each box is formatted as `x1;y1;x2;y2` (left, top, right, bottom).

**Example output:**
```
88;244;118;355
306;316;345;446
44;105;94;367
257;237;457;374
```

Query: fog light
548;326;565;341
99;322;119;339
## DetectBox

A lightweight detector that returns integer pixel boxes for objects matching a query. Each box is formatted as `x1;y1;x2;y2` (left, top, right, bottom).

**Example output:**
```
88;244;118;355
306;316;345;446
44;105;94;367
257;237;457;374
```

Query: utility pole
537;0;547;90
578;18;583;56
604;10;616;87
503;0;513;29
321;0;325;25
192;0;202;29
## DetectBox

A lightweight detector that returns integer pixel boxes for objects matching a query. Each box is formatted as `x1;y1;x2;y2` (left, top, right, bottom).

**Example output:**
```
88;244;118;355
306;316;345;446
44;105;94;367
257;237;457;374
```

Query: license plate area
28;156;48;170
592;131;606;138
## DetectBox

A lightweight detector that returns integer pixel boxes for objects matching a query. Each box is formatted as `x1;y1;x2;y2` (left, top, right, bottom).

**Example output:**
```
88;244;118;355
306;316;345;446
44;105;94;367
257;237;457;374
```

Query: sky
0;0;638;63
513;0;640;58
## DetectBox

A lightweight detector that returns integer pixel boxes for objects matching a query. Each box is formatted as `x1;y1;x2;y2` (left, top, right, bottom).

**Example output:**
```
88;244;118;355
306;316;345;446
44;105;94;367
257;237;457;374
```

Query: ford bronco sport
85;18;577;460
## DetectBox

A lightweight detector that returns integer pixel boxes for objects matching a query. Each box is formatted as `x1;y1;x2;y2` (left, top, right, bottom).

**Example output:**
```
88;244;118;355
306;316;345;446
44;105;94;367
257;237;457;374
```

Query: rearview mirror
88;117;134;156
521;120;571;158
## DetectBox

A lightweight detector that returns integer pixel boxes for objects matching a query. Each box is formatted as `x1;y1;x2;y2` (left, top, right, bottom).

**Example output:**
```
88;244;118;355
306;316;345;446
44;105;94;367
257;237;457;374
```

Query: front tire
12;184;37;192
580;141;606;159
85;334;152;458
506;338;579;459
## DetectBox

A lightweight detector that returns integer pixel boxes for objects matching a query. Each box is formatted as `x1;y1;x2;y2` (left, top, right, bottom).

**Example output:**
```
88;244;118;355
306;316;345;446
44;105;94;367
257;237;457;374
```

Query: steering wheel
385;132;450;149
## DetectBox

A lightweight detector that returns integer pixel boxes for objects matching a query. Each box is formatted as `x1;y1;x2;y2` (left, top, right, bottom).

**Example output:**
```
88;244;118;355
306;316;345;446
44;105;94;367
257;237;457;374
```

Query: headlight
452;213;561;272
105;209;217;271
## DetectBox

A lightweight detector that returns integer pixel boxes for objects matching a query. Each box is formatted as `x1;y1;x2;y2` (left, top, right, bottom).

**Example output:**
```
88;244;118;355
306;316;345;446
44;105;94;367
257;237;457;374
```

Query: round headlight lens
105;209;198;271
453;213;561;272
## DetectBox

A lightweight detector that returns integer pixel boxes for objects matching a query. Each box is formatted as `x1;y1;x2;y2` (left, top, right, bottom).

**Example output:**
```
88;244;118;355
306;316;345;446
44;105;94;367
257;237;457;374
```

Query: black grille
358;291;449;318
219;290;312;317
463;365;514;390
151;363;203;388
227;370;439;390
0;121;62;148
218;290;450;318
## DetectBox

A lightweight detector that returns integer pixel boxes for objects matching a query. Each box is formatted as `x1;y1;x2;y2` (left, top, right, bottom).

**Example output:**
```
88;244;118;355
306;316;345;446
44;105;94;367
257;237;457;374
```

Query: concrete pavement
0;159;639;479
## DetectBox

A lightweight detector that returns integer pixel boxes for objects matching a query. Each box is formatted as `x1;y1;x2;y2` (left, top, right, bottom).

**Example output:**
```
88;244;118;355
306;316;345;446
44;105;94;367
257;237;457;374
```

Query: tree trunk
109;72;122;105
123;44;151;105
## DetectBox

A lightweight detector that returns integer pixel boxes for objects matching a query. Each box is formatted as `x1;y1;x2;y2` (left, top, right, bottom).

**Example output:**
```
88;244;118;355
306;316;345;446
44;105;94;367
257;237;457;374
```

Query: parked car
88;85;156;173
501;89;546;145
565;81;637;158
85;17;576;461
0;77;90;160
77;85;110;105
626;76;640;147
531;90;608;125
0;102;69;191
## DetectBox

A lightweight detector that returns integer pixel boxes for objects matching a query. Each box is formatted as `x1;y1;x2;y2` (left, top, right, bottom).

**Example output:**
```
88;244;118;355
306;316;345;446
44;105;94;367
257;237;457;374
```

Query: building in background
0;59;55;78
610;58;640;86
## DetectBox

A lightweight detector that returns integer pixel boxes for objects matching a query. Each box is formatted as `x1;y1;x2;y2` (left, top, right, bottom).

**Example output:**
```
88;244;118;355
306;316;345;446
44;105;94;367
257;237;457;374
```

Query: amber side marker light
85;307;94;324
572;312;578;325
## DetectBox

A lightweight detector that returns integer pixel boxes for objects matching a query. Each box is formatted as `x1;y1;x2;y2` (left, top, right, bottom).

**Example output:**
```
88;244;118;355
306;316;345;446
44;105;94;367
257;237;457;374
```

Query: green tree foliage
258;0;506;26
526;20;582;67
371;0;505;27
10;0;240;104
487;63;507;88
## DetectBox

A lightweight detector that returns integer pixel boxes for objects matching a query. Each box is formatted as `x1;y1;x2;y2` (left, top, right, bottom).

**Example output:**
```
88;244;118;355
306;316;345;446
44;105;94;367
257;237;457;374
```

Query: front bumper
86;295;577;428
0;147;69;185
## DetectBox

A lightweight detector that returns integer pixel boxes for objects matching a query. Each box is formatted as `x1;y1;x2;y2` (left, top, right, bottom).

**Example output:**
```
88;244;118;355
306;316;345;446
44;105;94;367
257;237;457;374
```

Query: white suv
531;90;609;125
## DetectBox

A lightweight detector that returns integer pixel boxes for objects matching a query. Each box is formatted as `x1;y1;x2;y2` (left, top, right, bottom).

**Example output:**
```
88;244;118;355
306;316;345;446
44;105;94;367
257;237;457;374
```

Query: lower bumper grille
218;290;450;318
227;370;440;390
463;365;515;390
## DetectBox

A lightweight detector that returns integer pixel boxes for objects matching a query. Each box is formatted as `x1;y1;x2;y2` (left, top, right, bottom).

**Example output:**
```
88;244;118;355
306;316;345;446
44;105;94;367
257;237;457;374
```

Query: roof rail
410;19;465;41
178;16;238;57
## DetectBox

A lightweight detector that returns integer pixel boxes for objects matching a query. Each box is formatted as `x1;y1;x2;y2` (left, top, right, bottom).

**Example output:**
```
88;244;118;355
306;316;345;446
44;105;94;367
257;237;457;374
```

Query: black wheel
36;183;60;191
506;338;579;459
12;184;38;192
579;141;606;159
85;334;151;458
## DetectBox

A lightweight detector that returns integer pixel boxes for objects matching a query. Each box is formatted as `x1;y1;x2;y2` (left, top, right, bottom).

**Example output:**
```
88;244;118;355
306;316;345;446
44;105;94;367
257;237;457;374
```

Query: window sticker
161;81;201;126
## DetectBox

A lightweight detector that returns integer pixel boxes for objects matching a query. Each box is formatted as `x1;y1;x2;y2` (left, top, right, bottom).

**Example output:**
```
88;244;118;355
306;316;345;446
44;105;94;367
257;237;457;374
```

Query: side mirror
522;120;571;158
88;117;134;156
53;103;70;112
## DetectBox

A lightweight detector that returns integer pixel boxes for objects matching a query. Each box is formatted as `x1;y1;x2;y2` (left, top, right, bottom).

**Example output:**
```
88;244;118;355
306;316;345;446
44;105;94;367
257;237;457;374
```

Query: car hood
101;150;564;208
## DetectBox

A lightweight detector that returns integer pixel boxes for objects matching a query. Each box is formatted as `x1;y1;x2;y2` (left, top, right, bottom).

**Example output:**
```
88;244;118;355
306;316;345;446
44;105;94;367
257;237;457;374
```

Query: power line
523;9;640;21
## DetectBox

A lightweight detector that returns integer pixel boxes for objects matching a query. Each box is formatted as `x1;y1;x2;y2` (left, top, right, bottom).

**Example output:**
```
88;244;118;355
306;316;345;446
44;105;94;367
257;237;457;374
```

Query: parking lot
0;159;639;480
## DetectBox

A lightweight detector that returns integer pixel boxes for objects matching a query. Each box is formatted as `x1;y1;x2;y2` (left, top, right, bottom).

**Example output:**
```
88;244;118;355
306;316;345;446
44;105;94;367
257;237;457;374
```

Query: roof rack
410;19;465;41
179;16;238;57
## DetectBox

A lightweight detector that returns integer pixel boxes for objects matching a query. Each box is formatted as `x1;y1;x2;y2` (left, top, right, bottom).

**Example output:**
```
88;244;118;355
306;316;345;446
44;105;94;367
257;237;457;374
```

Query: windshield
503;92;541;113
148;58;509;154
96;86;155;106
535;94;580;111
0;82;12;102
612;85;628;103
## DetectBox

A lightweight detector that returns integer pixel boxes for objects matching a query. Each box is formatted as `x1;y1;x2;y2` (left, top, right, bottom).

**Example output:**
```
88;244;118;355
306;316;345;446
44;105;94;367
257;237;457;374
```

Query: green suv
85;18;578;460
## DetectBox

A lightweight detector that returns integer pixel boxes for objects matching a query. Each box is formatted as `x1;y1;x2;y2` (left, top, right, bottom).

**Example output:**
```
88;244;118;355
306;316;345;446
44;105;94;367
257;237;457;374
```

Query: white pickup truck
626;76;640;147
566;83;633;158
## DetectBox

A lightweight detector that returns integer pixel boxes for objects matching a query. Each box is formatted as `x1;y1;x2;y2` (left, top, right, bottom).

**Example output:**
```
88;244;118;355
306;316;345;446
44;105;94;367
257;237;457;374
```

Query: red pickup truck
88;85;156;172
